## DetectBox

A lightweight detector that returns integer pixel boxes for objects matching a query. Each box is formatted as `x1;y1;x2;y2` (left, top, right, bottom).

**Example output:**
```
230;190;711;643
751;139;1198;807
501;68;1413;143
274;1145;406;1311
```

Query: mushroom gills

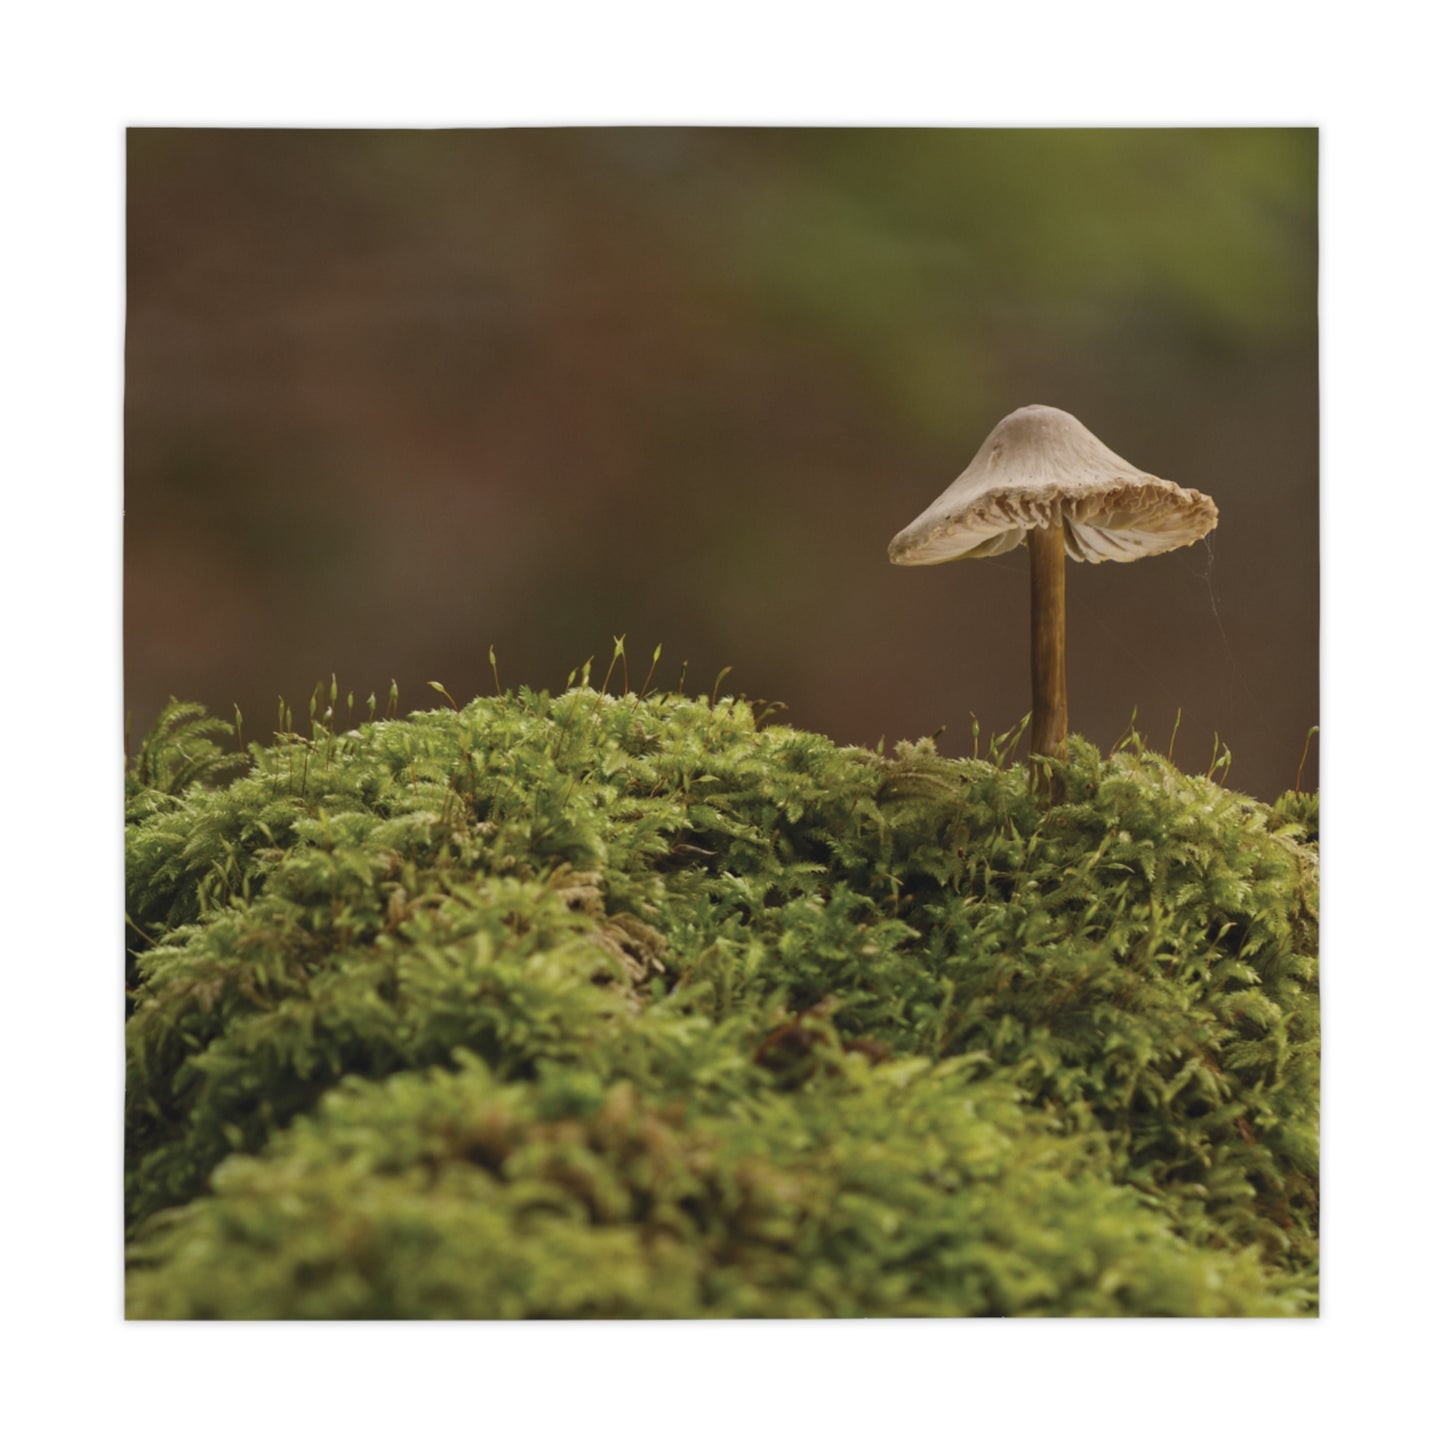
1065;513;1212;563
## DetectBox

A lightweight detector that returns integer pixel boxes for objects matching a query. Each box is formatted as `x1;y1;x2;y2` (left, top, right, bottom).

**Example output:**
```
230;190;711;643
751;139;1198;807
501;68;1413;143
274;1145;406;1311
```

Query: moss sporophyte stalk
124;683;1318;1319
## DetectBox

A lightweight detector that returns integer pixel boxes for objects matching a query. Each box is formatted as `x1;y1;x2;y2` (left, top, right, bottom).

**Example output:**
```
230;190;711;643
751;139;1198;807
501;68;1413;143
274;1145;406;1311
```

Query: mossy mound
124;685;1319;1318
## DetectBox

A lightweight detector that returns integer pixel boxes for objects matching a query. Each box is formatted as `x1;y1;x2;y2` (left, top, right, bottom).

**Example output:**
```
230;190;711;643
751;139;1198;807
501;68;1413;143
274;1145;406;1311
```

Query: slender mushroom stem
1028;523;1068;773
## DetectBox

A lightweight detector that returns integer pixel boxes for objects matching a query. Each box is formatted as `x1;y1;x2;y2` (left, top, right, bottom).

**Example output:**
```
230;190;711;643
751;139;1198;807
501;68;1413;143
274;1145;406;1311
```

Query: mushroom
888;404;1218;776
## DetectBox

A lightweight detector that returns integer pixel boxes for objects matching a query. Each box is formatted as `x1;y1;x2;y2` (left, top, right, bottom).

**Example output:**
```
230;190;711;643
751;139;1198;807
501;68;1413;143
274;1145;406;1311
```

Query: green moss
125;683;1319;1318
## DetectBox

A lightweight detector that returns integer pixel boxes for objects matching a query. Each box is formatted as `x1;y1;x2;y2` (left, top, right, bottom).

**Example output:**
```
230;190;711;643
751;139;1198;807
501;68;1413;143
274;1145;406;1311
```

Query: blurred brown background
124;127;1318;799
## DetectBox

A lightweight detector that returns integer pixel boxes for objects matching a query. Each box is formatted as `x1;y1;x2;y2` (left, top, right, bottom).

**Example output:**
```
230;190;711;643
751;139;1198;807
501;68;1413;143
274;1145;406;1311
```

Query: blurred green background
124;127;1317;798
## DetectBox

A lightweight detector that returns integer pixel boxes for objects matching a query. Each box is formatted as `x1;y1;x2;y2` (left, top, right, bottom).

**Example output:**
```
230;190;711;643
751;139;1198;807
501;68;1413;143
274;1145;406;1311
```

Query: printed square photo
124;127;1319;1319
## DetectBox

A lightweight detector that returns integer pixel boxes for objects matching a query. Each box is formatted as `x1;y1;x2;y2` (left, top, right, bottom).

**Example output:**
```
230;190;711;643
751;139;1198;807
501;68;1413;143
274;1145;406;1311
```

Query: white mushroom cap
888;404;1218;565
